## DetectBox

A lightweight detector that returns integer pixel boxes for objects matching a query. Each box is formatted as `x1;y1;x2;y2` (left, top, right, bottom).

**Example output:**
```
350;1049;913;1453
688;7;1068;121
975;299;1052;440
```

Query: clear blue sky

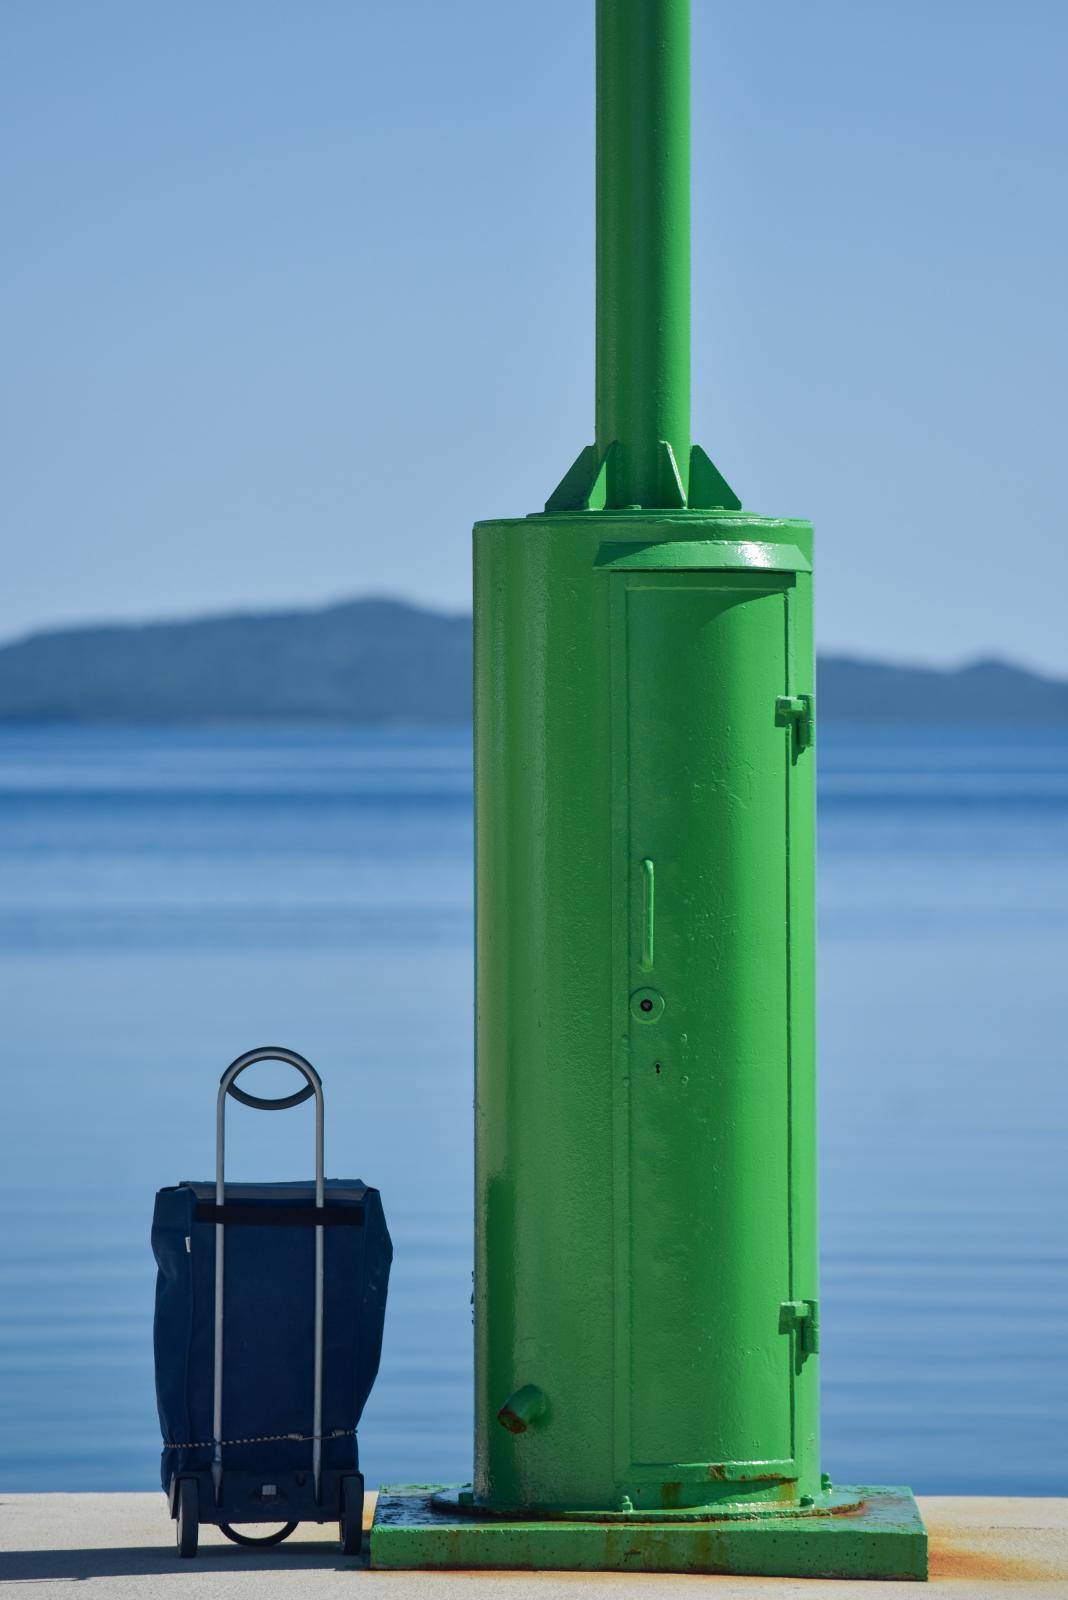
3;2;1065;669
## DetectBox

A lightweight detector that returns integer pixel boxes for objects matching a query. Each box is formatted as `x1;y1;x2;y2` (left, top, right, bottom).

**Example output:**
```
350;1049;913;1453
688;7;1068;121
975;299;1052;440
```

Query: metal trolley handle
212;1048;325;1505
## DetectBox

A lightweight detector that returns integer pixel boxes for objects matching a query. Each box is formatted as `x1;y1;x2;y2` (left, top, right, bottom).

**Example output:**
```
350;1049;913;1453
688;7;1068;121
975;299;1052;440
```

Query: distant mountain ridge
0;597;1065;725
0;598;469;724
817;654;1068;725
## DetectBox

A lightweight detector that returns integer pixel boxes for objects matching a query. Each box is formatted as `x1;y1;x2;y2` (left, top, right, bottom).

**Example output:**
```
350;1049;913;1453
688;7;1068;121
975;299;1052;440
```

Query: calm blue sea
0;724;1065;1497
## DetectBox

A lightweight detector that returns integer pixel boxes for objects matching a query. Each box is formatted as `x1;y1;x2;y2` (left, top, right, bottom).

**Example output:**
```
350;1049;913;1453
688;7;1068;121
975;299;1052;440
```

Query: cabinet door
615;571;799;1490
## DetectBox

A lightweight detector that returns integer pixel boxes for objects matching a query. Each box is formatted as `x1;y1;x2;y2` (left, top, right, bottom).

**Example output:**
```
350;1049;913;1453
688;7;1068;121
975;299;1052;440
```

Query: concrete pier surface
1;1493;1066;1597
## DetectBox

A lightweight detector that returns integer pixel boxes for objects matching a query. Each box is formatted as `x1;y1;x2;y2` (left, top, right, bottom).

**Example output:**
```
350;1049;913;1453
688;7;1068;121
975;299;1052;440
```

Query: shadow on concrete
0;1537;369;1582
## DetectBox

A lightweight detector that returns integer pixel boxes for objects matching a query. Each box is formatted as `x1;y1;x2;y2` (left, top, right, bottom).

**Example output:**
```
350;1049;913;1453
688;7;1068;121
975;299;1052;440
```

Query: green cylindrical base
474;508;819;1516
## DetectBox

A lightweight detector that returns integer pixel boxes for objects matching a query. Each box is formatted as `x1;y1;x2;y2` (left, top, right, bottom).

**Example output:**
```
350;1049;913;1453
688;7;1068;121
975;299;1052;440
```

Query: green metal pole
372;1;927;1577
596;0;691;507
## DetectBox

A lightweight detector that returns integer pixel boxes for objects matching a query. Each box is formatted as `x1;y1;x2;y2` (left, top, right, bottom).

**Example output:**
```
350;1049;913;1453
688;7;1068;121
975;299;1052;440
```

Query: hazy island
0;597;1066;725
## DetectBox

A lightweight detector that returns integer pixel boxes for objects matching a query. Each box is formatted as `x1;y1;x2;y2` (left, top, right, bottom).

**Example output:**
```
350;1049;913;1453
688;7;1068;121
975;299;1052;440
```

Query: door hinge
780;1298;820;1355
775;694;814;753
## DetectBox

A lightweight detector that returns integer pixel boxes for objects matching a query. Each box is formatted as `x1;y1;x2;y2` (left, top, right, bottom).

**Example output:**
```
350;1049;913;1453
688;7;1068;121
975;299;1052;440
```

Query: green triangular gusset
545;444;608;512
688;444;742;510
546;440;739;512
657;441;687;508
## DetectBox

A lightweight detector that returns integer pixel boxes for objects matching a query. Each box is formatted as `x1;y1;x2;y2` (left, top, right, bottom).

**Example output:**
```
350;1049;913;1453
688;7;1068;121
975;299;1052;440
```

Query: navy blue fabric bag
151;1049;391;1556
152;1179;391;1489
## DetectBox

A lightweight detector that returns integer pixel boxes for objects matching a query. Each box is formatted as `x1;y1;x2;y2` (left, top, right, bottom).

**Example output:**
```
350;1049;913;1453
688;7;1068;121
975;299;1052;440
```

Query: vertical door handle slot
640;858;655;970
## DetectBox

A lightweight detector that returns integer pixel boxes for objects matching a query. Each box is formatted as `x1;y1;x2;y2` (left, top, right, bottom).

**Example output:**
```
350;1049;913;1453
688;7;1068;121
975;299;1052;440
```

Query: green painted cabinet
473;514;818;1516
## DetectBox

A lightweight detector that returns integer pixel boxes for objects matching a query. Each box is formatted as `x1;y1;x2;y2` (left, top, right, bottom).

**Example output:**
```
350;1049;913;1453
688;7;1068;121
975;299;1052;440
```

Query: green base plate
371;1483;927;1580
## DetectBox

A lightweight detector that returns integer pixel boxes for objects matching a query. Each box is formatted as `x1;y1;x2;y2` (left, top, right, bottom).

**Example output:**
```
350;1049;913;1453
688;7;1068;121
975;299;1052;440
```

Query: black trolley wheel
175;1477;199;1559
220;1521;299;1548
339;1473;365;1555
